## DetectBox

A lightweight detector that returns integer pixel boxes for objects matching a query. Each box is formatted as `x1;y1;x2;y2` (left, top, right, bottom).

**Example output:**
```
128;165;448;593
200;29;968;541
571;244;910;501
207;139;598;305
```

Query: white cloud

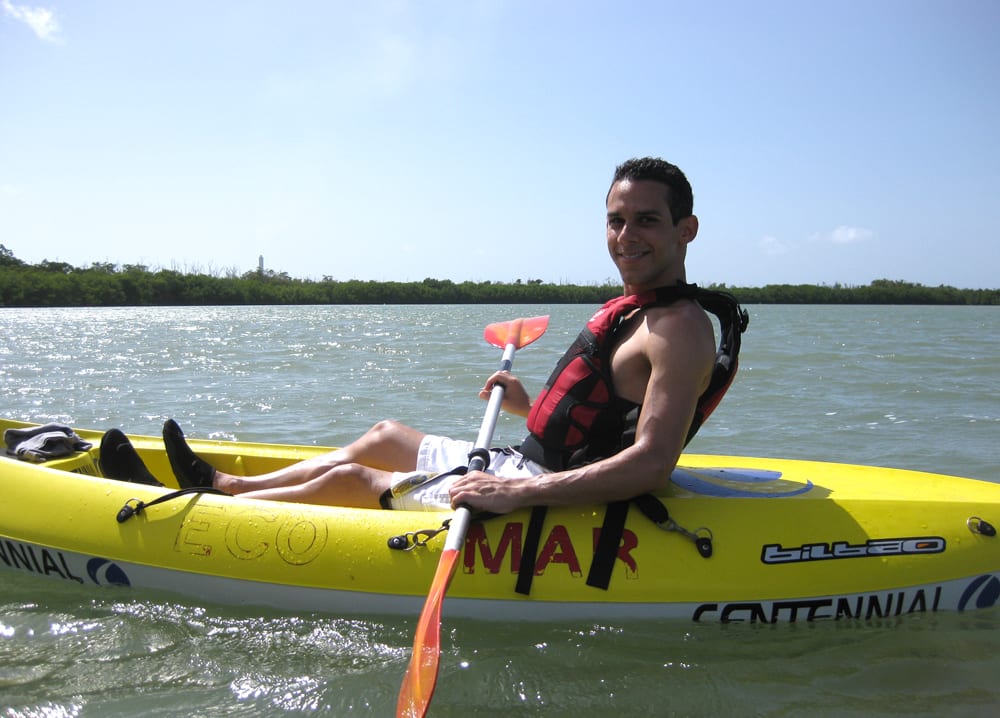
1;0;61;42
759;235;793;256
756;225;875;261
812;225;876;244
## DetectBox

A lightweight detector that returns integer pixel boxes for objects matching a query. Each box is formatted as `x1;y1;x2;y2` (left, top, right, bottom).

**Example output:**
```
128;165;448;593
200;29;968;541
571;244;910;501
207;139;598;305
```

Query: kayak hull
3;419;999;623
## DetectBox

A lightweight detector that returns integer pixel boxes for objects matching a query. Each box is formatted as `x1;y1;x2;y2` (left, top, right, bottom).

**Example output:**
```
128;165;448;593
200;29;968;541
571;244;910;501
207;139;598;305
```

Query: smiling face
606;178;699;294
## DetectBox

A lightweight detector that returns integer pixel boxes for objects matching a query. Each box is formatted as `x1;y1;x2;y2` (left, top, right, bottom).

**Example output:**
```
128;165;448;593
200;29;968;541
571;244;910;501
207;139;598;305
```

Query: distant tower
258;255;264;275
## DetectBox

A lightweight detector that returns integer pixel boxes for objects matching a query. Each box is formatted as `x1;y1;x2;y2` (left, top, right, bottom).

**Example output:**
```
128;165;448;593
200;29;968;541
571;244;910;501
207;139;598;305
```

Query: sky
1;1;998;289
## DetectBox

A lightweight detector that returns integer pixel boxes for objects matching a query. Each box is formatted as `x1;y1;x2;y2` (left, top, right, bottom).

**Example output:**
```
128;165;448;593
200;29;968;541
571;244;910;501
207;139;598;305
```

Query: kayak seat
38;449;100;477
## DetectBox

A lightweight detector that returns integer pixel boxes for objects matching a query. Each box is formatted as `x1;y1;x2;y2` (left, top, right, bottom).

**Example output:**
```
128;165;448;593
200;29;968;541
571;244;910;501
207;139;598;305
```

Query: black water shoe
99;429;164;486
162;419;217;489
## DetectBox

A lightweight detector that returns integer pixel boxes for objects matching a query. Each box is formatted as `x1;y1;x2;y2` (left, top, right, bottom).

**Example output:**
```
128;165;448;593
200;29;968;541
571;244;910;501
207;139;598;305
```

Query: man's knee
353;420;423;473
368;419;406;439
327;462;390;500
367;420;422;451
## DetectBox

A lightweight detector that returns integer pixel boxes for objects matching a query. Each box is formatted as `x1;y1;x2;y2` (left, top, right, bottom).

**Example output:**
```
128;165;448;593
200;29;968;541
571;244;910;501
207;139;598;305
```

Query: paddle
396;315;549;718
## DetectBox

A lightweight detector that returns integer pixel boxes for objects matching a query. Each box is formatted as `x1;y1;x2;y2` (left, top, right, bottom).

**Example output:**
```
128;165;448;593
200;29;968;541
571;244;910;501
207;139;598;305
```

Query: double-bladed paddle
396;315;550;718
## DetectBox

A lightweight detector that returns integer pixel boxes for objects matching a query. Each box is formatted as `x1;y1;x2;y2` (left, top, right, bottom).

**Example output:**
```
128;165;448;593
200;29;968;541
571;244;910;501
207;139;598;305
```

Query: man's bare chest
608;324;651;406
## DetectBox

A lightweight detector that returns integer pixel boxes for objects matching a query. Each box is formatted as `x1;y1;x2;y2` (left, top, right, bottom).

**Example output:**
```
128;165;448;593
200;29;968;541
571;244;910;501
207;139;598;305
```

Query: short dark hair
607;157;693;225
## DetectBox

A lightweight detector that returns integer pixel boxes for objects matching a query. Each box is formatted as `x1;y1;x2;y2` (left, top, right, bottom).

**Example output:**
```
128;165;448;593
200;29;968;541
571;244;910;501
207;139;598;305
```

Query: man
105;157;745;514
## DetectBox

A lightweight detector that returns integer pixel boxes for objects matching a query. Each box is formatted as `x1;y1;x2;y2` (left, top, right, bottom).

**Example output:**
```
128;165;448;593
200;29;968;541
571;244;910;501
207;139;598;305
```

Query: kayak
2;418;999;623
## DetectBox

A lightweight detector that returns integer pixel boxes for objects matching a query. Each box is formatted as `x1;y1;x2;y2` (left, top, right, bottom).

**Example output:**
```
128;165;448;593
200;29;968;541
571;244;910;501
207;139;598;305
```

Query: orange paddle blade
396;547;461;718
484;315;549;350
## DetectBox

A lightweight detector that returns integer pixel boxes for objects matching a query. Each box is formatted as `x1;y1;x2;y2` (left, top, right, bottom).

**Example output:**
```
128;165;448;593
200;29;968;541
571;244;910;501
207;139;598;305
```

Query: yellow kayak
2;418;999;623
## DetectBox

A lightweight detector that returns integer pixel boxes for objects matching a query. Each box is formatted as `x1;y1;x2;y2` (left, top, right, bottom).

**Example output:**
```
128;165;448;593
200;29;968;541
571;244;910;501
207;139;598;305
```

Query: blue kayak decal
86;558;131;587
958;574;1000;611
671;468;813;498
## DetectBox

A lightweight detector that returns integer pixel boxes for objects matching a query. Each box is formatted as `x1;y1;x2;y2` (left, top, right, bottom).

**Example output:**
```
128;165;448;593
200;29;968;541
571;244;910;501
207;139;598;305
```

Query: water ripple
2;304;999;715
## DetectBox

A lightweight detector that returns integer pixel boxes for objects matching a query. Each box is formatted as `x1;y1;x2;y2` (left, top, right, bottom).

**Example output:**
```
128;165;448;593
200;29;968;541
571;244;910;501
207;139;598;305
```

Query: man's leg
235;463;394;509
166;419;426;492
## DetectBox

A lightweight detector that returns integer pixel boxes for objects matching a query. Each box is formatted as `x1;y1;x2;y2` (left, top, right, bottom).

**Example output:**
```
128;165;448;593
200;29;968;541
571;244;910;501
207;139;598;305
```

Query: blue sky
2;1;998;288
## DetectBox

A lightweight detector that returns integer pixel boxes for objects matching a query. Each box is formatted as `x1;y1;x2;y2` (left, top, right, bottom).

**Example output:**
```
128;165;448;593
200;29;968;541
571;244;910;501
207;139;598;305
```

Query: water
1;304;998;716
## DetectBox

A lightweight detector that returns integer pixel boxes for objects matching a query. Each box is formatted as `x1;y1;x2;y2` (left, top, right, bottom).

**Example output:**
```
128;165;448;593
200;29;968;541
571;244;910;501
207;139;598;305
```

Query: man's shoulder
644;297;714;332
641;300;717;360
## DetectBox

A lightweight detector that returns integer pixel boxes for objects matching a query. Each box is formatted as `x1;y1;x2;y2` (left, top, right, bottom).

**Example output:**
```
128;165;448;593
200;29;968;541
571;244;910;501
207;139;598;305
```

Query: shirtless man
122;158;738;514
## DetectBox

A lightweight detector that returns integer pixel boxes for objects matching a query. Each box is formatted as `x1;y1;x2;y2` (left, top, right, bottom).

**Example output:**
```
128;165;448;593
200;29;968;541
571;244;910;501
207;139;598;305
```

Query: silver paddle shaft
443;340;516;552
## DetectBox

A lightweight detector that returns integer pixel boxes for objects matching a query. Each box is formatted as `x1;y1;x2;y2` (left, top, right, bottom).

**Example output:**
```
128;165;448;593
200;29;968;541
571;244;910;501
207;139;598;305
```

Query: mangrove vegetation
1;245;997;307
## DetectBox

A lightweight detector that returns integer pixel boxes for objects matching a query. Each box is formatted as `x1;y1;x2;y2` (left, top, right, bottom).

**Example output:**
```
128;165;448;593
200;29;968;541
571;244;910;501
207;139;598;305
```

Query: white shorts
384;434;546;511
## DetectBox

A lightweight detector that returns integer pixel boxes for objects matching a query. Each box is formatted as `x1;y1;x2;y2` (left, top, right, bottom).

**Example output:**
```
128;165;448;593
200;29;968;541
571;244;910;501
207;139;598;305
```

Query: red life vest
519;283;748;471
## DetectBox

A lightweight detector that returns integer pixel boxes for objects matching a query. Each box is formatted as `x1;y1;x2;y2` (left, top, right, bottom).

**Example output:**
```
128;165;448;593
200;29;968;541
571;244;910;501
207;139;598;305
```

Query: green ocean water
2;304;998;716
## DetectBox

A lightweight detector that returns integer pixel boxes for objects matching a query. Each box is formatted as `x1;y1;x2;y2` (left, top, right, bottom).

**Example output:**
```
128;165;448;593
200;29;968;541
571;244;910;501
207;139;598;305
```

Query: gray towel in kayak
3;423;93;462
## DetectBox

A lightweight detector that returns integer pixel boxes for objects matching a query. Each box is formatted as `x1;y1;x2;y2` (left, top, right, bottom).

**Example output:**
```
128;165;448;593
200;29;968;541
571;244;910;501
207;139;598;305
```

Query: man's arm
450;302;717;513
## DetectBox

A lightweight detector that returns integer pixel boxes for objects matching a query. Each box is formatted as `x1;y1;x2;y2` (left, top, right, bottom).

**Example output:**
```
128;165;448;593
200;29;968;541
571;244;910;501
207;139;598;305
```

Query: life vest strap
514;494;713;595
514;505;549;596
585;500;631;590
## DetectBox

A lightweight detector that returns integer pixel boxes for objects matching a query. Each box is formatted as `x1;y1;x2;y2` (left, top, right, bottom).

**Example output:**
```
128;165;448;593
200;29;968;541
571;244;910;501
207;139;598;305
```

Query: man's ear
679;215;699;244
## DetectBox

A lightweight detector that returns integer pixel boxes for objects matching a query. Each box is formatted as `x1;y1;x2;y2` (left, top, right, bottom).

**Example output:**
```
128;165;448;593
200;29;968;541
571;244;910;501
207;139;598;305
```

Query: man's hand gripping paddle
396;315;549;718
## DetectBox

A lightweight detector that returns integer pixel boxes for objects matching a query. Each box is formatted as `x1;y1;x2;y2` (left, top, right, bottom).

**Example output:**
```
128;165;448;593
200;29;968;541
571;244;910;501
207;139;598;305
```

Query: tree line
1;245;997;307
